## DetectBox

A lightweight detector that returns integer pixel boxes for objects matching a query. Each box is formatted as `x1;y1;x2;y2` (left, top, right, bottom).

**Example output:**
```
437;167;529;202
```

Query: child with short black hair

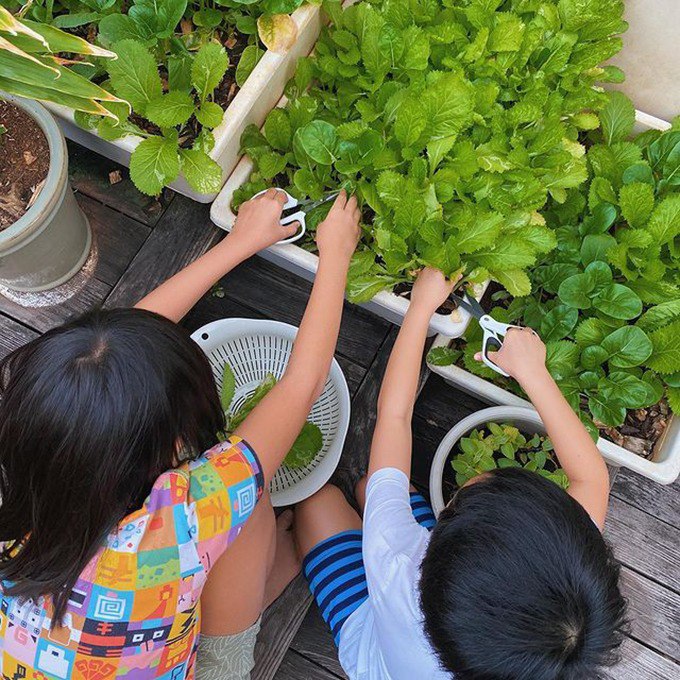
295;268;626;680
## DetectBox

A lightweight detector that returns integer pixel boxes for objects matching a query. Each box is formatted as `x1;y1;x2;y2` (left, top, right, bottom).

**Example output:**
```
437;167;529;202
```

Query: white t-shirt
337;468;451;680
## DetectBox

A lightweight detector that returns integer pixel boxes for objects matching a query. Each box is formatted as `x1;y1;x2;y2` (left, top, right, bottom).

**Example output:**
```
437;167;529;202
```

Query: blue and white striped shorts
302;491;436;645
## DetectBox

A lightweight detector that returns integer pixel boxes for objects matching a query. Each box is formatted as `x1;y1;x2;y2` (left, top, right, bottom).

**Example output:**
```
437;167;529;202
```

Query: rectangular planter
210;153;488;337
44;5;324;203
427;335;680;484
423;108;679;485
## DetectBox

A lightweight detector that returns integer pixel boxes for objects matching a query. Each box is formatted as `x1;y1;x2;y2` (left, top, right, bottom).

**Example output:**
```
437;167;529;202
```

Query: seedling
450;422;569;490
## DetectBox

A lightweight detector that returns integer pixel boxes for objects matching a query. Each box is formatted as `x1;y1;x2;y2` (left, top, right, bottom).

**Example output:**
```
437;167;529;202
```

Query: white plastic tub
44;5;324;203
210;150;487;336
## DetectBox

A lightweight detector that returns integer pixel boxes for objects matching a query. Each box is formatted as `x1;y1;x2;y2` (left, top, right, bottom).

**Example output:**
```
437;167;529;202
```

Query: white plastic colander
191;318;350;506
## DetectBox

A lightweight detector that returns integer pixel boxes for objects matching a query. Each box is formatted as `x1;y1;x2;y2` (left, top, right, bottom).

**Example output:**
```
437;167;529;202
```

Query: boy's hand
229;189;299;254
409;267;458;315
316;191;361;263
477;327;548;385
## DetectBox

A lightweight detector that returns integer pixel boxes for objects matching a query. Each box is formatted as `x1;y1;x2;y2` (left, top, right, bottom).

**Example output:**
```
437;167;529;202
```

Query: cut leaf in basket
220;365;323;468
221;363;236;413
286;421;323;468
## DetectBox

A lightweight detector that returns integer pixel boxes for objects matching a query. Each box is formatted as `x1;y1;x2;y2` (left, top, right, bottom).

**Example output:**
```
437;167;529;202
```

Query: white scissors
448;292;520;377
253;188;339;244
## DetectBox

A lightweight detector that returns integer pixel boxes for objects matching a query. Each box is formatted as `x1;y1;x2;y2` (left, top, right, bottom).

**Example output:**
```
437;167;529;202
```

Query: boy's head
420;468;626;680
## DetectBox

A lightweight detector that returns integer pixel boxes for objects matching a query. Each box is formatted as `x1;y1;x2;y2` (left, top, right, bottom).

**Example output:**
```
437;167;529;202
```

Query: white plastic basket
191;318;350;506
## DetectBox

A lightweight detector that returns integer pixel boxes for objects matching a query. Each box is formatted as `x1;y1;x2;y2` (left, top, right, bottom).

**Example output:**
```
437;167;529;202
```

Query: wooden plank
78;194;152;287
289;607;347;679
0;314;39;359
604;637;680;680
620;567;680;660
104;195;221;309
68;141;173;227
218;258;391;368
252;574;314;680
611;467;680;529
0;276;111;334
604;496;680;588
274;650;343;680
331;328;398;497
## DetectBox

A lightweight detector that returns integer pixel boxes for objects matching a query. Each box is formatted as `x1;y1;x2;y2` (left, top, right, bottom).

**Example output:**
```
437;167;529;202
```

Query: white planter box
425;108;678;484
210;154;487;336
45;5;324;203
427;336;680;485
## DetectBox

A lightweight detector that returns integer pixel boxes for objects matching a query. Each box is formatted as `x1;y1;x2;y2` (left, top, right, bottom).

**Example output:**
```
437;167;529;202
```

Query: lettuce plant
236;0;627;302
431;93;680;443
449;422;568;489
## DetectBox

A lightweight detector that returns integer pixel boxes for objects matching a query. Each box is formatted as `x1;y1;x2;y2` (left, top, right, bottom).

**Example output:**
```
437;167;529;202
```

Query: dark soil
134;29;250;146
446;285;672;460
0;100;50;230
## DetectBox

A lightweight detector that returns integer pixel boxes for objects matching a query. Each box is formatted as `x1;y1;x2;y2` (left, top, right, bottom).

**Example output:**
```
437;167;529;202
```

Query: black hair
420;468;626;680
0;308;225;624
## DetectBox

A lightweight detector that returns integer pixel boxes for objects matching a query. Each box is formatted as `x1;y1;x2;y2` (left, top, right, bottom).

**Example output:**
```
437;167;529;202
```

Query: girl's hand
316;191;361;263
229;189;300;255
409;267;458;315
477;327;548;385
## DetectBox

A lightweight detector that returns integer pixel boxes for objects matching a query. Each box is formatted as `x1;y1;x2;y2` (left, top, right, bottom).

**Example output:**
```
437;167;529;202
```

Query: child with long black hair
0;189;360;680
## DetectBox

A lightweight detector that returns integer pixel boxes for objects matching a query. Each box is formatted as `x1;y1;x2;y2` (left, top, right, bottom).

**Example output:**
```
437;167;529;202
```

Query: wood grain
274;650;344;680
289;608;347;679
603;637;680;680
252;575;314;680
0;313;39;359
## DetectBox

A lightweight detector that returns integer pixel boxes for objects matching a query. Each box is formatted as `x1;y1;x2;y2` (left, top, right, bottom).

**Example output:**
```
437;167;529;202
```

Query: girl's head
0;308;225;622
420;468;626;680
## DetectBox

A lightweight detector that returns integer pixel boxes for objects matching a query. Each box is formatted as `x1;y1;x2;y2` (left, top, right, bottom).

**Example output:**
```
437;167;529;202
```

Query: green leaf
221;363;236;412
619;182;655;229
258;13;298;52
600;372;658;409
196;101;224;129
495;269;531;297
580;233;616;266
179;148;222;195
575;318;607;347
558;272;595;309
540;304;578;343
146;91;195;128
295;120;338;165
593;283;642;320
545;340;579;381
638;300;680;332
599;91;635;145
647;195;680;244
284;422;323;468
601;326;653;369
427;346;462;367
229;374;277;430
236;44;264;87
264;109;292;151
646;321;680;374
394;99;426;147
192;42;229;102
107;39;162;116
98;14;149;46
588;392;626;427
129;136;180;196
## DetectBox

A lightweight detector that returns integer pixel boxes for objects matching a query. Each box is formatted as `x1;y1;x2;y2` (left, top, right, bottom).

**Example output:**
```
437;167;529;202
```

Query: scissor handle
479;315;513;377
252;189;306;244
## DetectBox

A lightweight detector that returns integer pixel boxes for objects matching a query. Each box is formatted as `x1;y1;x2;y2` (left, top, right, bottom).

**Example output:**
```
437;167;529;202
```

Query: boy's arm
483;331;610;529
235;192;361;484
367;269;456;480
134;190;298;322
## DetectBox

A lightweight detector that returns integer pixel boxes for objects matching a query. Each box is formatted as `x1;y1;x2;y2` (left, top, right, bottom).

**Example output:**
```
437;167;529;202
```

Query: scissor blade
301;192;340;211
448;292;485;318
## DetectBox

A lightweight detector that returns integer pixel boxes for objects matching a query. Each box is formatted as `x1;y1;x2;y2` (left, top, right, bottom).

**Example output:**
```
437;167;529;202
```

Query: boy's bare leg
295;485;362;558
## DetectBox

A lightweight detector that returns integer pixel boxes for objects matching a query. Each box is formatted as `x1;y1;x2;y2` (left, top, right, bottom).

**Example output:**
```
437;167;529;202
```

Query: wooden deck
1;142;678;680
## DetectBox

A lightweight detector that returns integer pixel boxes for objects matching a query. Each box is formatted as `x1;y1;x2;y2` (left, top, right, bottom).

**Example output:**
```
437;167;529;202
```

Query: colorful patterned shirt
0;436;263;680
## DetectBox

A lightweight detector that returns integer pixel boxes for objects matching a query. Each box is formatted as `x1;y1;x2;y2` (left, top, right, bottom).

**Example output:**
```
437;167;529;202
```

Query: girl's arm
134;190;299;322
483;331;610;528
368;269;456;480
235;191;361;484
